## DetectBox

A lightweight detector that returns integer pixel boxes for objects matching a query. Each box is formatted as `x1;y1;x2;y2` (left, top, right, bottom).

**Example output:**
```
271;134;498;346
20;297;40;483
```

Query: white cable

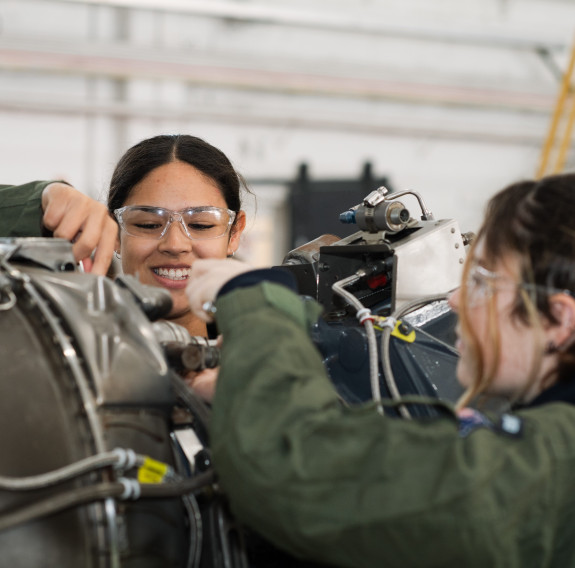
0;449;144;491
380;293;450;419
332;272;449;418
332;274;383;414
111;448;138;471
118;478;141;501
377;316;397;331
355;307;372;325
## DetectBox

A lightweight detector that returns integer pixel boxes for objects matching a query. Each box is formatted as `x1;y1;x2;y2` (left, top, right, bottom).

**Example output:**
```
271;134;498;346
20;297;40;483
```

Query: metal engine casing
0;239;189;567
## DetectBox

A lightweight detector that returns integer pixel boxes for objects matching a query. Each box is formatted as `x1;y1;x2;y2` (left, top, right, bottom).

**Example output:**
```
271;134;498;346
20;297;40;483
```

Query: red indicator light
367;274;388;290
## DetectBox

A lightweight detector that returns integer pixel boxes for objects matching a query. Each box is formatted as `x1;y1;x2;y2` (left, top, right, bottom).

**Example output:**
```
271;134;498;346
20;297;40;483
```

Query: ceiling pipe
0;94;547;146
0;40;555;114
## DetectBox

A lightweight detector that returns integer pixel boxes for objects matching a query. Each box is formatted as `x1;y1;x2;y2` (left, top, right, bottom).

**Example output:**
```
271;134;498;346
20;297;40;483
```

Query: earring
114;251;121;260
545;341;558;354
227;251;235;258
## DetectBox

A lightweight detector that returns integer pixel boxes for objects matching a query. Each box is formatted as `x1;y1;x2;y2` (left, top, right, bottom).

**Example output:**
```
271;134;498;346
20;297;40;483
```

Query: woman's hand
184;367;219;403
41;182;117;275
187;258;252;321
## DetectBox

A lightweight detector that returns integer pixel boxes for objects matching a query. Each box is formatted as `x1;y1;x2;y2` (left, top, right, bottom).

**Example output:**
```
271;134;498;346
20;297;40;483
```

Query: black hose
0;470;216;534
170;372;212;445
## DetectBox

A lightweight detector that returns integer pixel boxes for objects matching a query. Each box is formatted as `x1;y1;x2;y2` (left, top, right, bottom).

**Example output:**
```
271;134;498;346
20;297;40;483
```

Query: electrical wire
181;493;203;568
0;470;216;534
332;273;383;414
380;293;449;419
170;371;212;446
0;449;147;491
378;319;409;419
332;268;450;418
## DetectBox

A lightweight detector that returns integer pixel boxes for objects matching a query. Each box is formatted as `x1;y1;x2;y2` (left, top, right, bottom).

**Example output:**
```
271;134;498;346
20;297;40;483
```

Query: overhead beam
0;39;555;114
0;93;547;146
53;0;569;52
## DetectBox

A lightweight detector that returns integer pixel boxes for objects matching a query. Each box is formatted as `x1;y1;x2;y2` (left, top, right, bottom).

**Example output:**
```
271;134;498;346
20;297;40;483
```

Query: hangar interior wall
0;0;574;264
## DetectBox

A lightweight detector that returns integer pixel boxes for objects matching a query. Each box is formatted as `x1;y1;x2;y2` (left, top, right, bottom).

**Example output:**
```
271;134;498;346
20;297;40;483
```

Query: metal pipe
0;95;548;145
0;39;556;113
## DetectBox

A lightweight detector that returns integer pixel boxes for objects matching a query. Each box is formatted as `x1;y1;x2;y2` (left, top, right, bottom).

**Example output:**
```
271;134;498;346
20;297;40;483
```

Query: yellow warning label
137;457;169;484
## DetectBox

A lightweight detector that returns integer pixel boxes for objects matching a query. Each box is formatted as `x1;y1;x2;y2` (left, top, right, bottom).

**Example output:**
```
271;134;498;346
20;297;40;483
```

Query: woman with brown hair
0;134;248;399
186;173;575;567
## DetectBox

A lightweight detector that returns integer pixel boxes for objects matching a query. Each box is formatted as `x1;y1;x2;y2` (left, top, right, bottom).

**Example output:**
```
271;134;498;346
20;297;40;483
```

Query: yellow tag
137;457;169;484
391;321;416;343
375;318;416;343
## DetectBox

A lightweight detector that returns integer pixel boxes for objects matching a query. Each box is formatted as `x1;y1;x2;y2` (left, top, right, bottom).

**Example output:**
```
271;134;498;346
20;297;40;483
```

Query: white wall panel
0;0;573;264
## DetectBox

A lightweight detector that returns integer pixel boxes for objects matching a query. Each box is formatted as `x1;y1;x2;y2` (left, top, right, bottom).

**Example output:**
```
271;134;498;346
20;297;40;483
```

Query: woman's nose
447;287;460;312
159;219;192;252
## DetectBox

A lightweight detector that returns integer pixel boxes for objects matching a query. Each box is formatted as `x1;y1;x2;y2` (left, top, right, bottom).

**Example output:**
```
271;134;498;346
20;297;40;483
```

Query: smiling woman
0;135;248;401
107;135;247;337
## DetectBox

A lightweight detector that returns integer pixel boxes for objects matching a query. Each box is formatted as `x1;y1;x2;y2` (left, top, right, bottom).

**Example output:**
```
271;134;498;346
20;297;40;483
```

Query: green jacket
0;181;51;237
212;282;575;567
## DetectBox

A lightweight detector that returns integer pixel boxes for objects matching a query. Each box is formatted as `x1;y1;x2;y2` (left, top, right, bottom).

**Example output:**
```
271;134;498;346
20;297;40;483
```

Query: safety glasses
114;205;236;241
465;264;571;307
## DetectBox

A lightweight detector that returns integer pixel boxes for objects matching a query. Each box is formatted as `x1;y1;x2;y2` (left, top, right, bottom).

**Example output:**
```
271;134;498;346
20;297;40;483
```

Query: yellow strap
537;36;575;177
137;457;169;484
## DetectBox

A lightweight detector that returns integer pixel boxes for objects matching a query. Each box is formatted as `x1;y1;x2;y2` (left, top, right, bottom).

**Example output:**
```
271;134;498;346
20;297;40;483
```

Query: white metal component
393;219;465;310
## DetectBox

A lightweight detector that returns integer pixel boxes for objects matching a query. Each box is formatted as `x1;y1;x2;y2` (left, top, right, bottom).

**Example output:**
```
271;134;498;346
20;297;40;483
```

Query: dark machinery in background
282;185;471;417
289;162;393;248
0;184;471;566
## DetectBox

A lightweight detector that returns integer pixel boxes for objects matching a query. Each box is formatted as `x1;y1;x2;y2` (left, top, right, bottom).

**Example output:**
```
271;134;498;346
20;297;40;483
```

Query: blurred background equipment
288;162;393;248
280;185;466;417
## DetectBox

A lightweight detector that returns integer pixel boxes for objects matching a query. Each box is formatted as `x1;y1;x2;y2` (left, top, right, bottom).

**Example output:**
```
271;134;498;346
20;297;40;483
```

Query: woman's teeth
154;267;190;281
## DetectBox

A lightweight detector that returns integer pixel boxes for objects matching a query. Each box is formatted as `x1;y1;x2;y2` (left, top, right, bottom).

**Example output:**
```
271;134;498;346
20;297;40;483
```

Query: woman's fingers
41;182;116;275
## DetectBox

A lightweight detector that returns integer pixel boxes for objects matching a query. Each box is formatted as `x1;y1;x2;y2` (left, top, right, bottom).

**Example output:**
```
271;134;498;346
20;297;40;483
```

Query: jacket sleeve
210;282;575;568
0;181;53;237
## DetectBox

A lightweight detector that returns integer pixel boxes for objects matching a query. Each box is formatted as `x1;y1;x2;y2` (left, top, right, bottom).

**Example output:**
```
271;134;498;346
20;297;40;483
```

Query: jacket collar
526;379;575;408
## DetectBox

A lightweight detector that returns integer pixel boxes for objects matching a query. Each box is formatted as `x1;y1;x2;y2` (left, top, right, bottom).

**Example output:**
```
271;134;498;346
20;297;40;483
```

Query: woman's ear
227;210;246;256
547;293;575;349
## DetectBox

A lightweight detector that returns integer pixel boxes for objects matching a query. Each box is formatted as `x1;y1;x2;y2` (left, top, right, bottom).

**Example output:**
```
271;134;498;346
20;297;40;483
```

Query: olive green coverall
211;281;575;568
0;181;50;237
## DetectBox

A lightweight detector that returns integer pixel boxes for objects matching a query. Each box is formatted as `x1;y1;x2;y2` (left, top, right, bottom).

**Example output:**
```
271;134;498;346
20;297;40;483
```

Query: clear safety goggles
465;264;571;307
114;205;236;241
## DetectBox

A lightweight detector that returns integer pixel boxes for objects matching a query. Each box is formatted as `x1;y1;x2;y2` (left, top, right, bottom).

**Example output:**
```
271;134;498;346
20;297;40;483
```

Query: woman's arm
0;180;50;237
0;181;116;275
188;262;574;567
